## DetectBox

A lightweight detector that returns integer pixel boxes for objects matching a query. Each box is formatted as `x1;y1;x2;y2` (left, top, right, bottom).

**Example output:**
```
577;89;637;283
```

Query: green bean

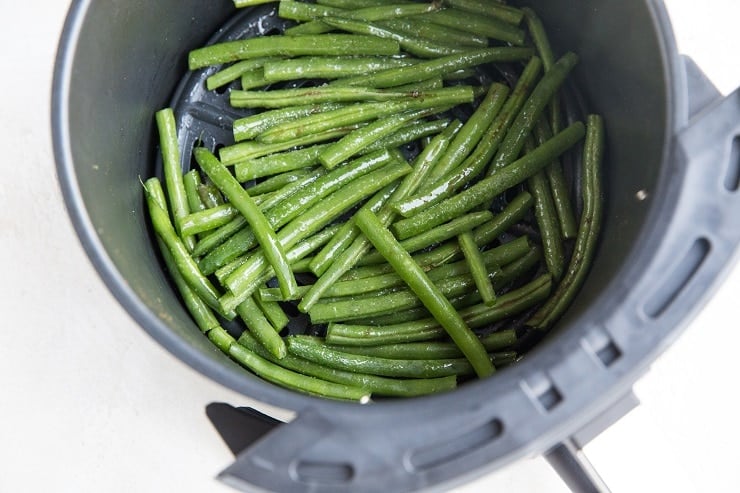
321;16;472;58
207;326;235;354
148;181;222;333
188;34;400;69
217;222;344;283
364;210;492;265
522;7;565;138
236;296;287;359
228;342;371;401
257;86;474;144
197;182;225;209
268;150;395;230
203;149;391;274
232;85;463;109
281;0;441;36
353;208;494;377
325;273;551;345
309;180;401;276
194;147;298;299
420;8;525;46
221;124;362;164
183;170;206;213
286;335;479;378
268;233;527;302
319;107;443;169
179;203;239;237
239;68;271;90
235;144;330;182
444;0;524;26
310;120;461;274
143;178;225;316
254;293;290;332
247;167;318;197
392;56;542;217
328;341;516;362
459;231;497;306
238;332;456;397
534;116;578;239
528;114;604;329
308;252;520;323
262;56;418;83
221;163;410;312
194;169;323;262
206;57;280;91
488;52;578;174
233;103;346;142
155;108;194;251
526;139;565;281
298;118;462;308
374;18;488;48
424;83;510;184
362;118;451;153
391;121;585;240
328;327;517;352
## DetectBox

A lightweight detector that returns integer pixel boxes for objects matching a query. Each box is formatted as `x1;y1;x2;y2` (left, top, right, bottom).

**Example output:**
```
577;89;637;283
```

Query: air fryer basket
52;1;740;492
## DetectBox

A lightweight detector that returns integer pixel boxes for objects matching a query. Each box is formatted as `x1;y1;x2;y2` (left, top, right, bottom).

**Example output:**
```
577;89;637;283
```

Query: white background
1;1;739;492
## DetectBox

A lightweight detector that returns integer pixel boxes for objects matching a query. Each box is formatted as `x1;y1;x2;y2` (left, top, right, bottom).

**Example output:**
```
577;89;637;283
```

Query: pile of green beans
143;0;605;402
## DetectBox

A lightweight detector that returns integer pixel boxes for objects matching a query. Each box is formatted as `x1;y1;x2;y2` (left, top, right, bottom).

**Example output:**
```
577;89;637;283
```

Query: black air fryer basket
52;1;740;491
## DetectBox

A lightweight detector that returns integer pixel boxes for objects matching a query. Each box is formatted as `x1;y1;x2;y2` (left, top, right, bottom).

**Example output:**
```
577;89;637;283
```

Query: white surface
1;1;739;492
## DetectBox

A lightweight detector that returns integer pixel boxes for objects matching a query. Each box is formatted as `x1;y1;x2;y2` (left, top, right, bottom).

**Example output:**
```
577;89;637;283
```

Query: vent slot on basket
293;460;354;484
582;328;622;368
407;419;503;471
523;373;564;413
725;135;740;191
643;237;710;318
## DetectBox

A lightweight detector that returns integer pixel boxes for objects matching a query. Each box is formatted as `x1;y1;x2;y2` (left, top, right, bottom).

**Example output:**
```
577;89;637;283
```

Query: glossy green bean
262;56;418;83
444;0;524;25
374;17;488;48
257;86;473;144
235;144;330;182
318;107;442;169
254;294;290;332
228;342;371;401
528;114;604;329
420;8;525;45
459;231;497;306
221;164;410;312
144;178;224;315
156;108;194;251
488;52;578;173
353;208;494;377
233;103;346;142
194;147;298;299
320;16;467;58
326;274;551;345
285;335;479;378
188;34;400;69
330;47;533;88
238;332;457;397
179;203;239;237
526;138;565;281
391;121;585;240
392;56;542;217
206;56;280;91
236;296;287;359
